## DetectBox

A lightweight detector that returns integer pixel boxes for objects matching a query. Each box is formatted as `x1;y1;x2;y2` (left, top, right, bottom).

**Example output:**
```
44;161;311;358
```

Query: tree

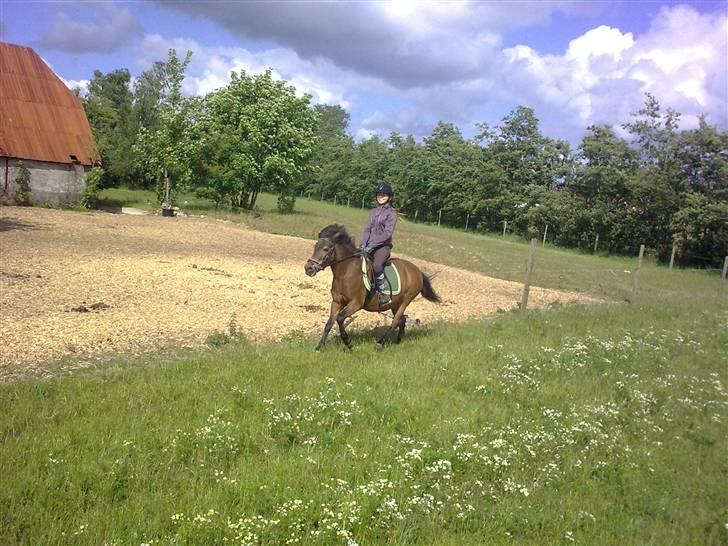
199;69;317;211
670;192;728;267
132;49;195;205
83;68;135;186
304;104;355;200
676;116;728;199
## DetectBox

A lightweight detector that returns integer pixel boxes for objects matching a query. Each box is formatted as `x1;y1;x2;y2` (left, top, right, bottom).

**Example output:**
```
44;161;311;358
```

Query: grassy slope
1;189;726;545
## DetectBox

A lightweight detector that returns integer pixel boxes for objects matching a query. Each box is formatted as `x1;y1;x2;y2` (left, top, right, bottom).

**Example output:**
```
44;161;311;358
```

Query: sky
1;0;726;145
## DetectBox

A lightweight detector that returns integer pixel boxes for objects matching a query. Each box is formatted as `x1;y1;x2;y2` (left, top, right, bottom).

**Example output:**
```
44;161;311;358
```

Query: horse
304;224;441;350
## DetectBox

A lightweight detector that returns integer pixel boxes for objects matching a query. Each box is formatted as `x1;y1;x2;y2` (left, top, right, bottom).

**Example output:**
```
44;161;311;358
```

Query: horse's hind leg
396;314;406;344
376;305;407;349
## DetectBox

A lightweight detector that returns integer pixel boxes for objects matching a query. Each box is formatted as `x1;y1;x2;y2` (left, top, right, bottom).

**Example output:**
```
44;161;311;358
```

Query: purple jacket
361;203;397;249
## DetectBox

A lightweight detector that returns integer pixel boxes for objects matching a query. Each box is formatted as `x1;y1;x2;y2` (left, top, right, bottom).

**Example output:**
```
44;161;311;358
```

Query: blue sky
1;0;726;145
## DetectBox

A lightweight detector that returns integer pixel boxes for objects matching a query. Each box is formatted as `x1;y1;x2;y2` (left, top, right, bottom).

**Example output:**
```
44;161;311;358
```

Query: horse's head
304;224;354;276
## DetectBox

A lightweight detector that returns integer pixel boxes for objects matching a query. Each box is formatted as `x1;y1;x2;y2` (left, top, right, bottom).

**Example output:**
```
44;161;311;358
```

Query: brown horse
304;224;440;350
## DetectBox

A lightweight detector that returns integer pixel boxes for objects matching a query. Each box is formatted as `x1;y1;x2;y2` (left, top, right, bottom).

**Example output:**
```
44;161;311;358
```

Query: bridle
306;237;336;273
306;237;360;273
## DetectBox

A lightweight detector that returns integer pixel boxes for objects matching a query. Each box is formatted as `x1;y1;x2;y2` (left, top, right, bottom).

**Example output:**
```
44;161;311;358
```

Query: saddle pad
361;257;402;295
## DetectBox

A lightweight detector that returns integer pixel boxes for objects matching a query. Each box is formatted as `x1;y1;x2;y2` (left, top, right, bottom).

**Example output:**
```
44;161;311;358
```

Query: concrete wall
1;157;89;206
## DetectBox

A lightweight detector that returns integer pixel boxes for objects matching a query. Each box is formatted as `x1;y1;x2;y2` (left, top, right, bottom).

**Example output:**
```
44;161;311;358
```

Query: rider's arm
360;210;374;246
382;207;397;240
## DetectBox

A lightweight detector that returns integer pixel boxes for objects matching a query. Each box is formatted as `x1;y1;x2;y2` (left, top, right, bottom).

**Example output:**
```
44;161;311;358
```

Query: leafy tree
676;116;728;199
670;192;728;267
132;49;195;205
304;104;355;200
199;69;317;211
83;68;135;186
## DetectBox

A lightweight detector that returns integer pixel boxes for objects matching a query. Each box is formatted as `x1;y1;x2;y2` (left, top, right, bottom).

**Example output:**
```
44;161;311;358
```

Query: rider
359;183;397;305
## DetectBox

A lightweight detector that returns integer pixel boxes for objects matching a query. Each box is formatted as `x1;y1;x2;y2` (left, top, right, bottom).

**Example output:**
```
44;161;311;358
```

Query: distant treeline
81;50;727;267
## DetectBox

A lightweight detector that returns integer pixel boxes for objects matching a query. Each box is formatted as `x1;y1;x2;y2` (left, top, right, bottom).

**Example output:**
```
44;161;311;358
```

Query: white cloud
497;5;727;133
61;78;90;97
137;34;372;110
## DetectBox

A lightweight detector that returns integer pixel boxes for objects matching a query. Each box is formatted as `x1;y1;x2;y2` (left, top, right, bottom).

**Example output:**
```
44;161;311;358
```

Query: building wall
1;158;89;206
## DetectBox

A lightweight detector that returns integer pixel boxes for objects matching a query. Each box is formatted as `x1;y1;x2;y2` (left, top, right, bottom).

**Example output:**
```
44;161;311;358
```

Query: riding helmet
374;183;393;198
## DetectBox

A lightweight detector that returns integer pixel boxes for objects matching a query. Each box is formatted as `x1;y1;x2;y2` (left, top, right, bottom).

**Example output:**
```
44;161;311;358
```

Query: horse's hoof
314;345;322;352
374;341;384;350
344;340;354;350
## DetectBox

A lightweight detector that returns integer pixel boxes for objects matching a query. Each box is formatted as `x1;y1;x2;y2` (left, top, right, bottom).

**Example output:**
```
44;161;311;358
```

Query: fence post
542;223;549;245
321;192;324;201
669;245;676;270
438;209;442;226
630;244;645;302
414;210;418;221
503;220;507;236
520;238;537;312
361;196;365;209
721;256;728;295
593;234;599;253
334;195;337;205
347;198;350;208
465;214;470;230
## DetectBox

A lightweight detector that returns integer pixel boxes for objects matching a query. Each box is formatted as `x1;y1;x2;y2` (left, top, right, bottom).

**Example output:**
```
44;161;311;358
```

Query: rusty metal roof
0;42;96;166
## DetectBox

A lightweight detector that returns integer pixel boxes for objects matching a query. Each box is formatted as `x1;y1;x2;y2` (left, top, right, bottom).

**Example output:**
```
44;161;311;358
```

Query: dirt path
0;207;600;381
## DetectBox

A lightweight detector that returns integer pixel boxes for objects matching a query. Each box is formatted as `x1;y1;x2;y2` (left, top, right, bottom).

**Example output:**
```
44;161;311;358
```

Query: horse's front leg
336;299;364;349
315;301;342;351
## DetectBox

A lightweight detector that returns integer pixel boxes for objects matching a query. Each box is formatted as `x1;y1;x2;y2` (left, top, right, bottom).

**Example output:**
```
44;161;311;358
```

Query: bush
13;161;31;206
277;193;296;214
81;166;104;209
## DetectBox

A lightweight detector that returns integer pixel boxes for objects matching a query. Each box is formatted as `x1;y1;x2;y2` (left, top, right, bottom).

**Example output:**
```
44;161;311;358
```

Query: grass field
1;189;726;544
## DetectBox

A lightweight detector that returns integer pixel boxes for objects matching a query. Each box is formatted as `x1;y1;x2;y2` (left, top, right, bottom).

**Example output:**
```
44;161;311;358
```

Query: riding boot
375;274;391;305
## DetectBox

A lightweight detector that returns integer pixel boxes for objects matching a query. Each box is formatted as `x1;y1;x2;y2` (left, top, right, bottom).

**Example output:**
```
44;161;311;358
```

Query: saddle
361;256;401;295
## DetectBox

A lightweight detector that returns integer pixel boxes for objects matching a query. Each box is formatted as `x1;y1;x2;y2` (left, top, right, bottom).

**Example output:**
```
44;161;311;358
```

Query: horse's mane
318;224;356;251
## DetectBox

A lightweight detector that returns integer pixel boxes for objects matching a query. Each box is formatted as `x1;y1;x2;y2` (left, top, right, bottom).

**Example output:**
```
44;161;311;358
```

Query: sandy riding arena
1;207;599;381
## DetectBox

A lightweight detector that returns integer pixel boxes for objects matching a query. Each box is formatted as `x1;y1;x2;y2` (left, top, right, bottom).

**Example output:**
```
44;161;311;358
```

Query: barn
0;41;97;206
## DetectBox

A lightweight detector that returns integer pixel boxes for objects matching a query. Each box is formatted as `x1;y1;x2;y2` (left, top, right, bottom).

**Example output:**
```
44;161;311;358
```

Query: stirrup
378;291;391;305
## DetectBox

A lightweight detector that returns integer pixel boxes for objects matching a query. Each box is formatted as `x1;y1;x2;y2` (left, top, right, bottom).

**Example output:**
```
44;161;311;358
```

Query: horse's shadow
332;321;435;348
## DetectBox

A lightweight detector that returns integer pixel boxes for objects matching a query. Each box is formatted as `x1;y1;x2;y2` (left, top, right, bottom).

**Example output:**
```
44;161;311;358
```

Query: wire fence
306;191;727;275
304;192;728;306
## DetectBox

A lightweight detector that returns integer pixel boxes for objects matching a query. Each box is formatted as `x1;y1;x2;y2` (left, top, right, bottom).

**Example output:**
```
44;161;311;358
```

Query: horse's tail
421;272;441;303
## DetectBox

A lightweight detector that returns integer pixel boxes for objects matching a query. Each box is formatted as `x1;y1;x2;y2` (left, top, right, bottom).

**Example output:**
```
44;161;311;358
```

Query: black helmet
374;183;393;198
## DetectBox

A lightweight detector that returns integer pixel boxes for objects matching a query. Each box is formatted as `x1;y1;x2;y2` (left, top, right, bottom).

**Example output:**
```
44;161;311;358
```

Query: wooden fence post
438;209;442;226
669;245;676;270
542;223;549;245
321;192;324;201
347;198;350;208
593;234;599;253
503;220;507;236
721;256;728;295
465;214;470;230
630;244;645;302
520;238;537;312
361;196;365;209
334;195;337;205
414;210;418;221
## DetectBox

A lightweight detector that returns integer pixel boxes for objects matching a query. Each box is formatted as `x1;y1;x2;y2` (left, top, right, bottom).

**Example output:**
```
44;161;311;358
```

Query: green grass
1;303;726;544
2;187;726;544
